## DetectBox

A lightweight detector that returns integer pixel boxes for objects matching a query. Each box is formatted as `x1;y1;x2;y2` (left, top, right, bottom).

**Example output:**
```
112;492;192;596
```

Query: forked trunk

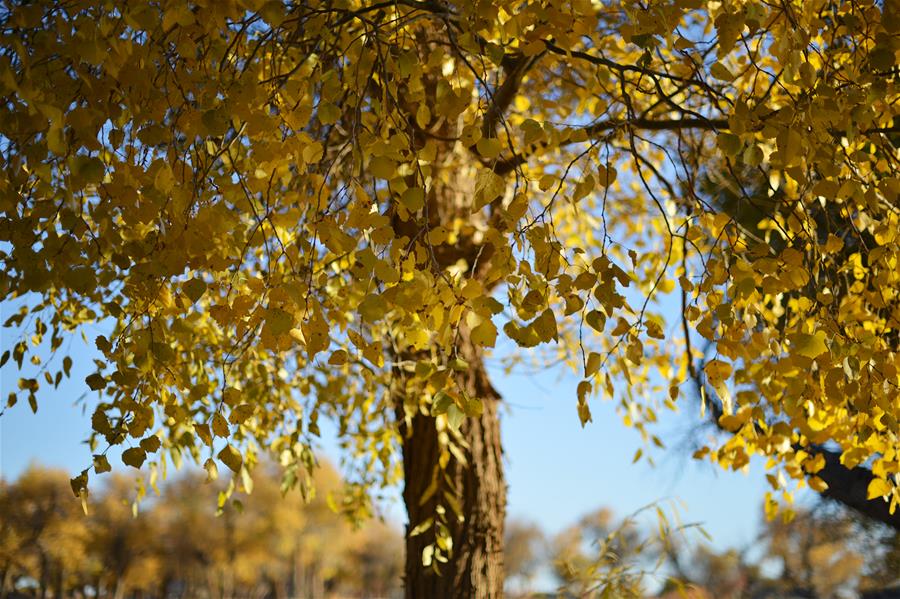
398;344;506;598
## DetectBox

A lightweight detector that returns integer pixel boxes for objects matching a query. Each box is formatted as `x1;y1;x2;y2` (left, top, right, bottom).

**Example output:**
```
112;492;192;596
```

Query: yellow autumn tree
2;0;899;596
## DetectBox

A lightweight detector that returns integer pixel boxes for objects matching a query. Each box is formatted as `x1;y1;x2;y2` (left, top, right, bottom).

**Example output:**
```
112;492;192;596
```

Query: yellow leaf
328;349;348;365
790;331;828;359
464;396;484;417
204;458;219;483
585;352;602;377
229;403;254;425
533;309;558;342
808;476;828;493
369;156;395;179
717;132;742;157
401;187;425;211
704;359;732;382
867;477;892;500
573;174;594;201
265;307;294;336
710;61;734;81
471;319;497;348
597;164;617;187
122;447;146;469
476;137;502;159
212;412;229;437
183;277;207;303
416;103;431;129
586;310;606;333
93;454;111;474
218;445;243;473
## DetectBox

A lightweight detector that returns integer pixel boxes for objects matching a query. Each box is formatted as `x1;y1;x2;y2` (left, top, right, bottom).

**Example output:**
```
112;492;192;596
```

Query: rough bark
397;341;506;598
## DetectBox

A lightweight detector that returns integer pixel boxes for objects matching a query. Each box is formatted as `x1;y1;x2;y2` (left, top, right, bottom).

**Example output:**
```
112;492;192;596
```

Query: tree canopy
1;0;899;593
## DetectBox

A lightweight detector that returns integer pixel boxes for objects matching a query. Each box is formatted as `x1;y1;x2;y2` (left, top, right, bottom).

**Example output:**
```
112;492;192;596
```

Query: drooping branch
696;377;900;531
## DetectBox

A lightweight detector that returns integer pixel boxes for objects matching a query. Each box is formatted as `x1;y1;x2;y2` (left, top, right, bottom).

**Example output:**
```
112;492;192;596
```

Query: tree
79;474;163;599
2;0;899;595
0;463;403;599
661;499;900;599
503;519;545;597
0;467;88;599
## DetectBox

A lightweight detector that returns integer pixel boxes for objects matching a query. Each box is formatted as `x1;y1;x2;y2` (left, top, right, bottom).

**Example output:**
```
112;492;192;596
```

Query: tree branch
697;377;900;531
816;447;900;531
492;116;728;174
482;53;542;139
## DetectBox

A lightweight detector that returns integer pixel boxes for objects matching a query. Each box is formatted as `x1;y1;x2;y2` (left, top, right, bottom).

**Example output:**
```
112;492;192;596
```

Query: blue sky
1;310;775;558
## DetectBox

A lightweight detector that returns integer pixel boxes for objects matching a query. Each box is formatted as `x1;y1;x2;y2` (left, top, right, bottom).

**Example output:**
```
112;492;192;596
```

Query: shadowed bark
397;351;506;598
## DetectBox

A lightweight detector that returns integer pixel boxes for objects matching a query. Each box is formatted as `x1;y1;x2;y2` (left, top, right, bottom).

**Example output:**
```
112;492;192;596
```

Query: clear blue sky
1;306;778;558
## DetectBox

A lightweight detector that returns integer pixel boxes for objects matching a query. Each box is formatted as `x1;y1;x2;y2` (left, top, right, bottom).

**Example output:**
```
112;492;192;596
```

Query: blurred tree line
0;464;402;599
3;464;898;599
505;501;900;599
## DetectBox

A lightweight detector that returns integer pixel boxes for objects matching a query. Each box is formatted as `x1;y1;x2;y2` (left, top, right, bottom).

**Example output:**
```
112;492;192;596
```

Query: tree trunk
38;553;48;599
397;343;506;598
53;565;63;599
0;566;10;599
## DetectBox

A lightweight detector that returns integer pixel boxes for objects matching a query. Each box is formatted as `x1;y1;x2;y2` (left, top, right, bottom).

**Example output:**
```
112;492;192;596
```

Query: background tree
0;467;88;599
0;464;403;599
87;475;162;599
2;0;899;596
659;500;900;599
503;519;545;597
